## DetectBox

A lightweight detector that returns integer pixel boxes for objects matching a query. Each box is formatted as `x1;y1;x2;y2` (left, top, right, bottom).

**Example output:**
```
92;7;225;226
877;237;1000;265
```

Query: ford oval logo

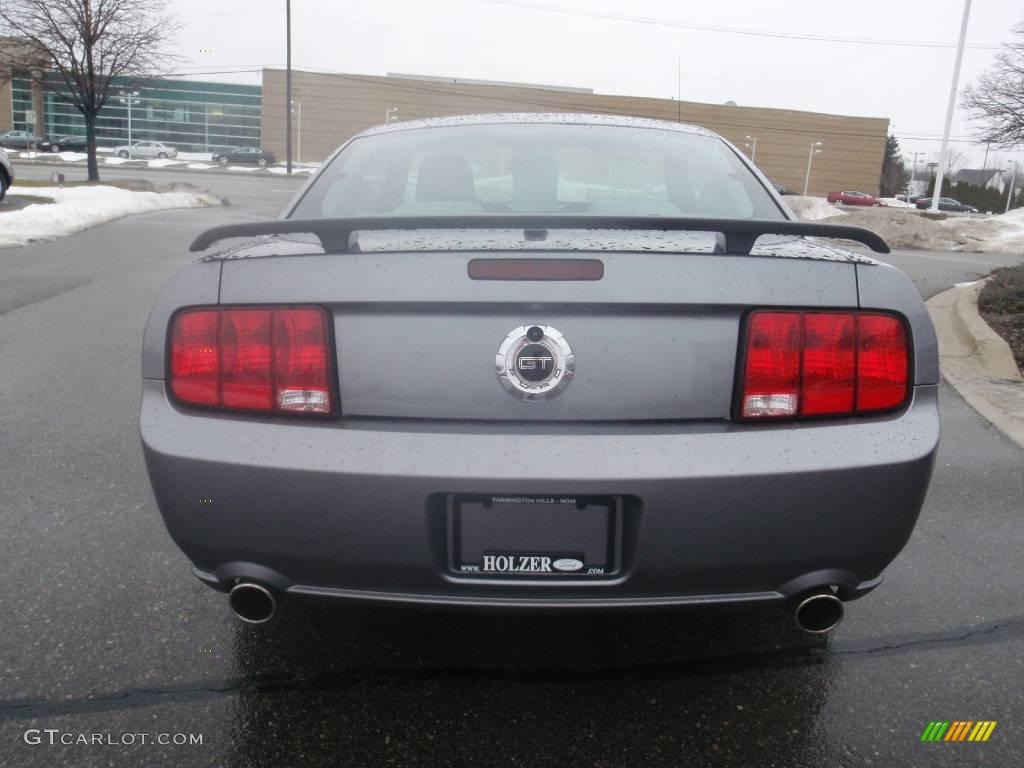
553;558;584;572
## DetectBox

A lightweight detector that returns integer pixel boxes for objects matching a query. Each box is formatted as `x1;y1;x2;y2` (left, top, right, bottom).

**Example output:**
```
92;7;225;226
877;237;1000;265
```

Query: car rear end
140;115;939;627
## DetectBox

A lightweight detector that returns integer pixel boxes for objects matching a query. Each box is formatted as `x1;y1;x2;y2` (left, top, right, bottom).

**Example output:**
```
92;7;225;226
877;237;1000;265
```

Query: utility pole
931;0;971;212
981;141;990;171
803;141;822;196
286;0;292;174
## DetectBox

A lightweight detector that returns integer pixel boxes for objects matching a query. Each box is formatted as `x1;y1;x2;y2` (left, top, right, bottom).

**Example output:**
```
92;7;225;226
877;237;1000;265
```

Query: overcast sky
170;0;1023;170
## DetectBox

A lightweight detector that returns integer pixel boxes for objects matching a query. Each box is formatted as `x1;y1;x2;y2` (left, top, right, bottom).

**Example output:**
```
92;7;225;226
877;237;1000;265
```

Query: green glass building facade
9;75;261;152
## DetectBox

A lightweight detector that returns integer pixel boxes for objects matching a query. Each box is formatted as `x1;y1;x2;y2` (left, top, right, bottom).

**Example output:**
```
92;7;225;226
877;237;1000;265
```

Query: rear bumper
140;380;939;609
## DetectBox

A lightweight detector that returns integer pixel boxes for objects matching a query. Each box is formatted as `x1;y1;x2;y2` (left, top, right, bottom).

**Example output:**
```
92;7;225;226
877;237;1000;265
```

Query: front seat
415;153;476;202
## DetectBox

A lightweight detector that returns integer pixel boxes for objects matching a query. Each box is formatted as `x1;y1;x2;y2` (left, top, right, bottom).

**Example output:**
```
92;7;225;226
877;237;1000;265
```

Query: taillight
169;306;334;416
739;310;908;420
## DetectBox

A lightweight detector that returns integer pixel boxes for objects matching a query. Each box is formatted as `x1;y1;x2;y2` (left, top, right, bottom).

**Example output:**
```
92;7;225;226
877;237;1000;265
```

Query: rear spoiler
188;216;890;255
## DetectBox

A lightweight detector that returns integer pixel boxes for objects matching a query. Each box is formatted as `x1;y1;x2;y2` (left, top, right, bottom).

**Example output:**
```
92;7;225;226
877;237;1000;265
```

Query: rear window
290;123;783;220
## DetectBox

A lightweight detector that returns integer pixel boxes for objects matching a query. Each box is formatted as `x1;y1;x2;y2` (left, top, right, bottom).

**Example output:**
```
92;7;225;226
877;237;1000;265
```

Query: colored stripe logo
921;721;997;742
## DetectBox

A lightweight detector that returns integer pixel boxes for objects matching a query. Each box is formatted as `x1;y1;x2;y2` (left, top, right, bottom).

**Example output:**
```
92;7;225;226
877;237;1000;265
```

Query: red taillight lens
169;306;333;416
741;312;801;418
740;310;909;420
801;313;856;415
856;314;909;412
170;310;220;406
272;308;331;413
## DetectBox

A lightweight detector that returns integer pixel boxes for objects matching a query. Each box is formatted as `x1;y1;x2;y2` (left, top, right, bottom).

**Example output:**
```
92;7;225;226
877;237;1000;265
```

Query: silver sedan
112;140;178;159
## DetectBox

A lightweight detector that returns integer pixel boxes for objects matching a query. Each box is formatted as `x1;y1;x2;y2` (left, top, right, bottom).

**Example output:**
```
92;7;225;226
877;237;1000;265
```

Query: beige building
262;69;889;197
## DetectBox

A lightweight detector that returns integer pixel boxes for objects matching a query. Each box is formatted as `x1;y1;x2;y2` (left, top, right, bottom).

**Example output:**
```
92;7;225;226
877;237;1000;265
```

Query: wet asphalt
0;170;1022;767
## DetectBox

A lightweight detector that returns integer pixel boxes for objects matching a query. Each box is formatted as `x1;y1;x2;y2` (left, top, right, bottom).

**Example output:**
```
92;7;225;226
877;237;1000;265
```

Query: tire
833;199;844;206
0;172;7;203
872;202;881;207
50;144;60;153
157;152;167;159
257;158;267;168
118;150;129;159
218;156;228;166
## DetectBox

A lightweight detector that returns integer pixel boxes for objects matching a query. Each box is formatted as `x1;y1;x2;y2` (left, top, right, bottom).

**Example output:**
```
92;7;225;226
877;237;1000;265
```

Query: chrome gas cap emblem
496;325;574;402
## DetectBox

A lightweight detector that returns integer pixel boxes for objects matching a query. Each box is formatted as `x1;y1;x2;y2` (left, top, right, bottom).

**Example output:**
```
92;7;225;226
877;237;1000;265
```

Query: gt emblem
496;325;574;402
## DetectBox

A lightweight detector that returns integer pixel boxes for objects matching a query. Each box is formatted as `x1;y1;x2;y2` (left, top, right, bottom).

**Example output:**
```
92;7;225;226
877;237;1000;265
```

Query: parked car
0;147;13;203
112;141;178;159
827;190;886;207
141;114;939;633
914;197;978;213
0;130;44;150
212;146;276;168
40;135;88;153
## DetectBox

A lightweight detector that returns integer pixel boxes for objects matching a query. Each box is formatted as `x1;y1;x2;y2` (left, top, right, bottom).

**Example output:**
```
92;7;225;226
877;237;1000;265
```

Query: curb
927;281;1024;449
952;281;1024;381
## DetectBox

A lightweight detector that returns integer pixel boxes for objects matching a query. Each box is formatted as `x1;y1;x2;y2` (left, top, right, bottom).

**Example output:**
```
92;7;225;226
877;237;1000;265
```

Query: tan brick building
262;69;889;197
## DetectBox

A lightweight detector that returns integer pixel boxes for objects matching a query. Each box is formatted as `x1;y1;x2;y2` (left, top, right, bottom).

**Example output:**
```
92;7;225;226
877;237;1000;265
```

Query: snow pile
788;200;1024;253
0;184;218;248
783;195;847;221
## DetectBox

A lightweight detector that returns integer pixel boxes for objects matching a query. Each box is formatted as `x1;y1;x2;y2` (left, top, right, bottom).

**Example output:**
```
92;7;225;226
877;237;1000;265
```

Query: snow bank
177;151;214;162
1;184;217;248
266;166;315;175
783;196;847;221
788;200;1024;253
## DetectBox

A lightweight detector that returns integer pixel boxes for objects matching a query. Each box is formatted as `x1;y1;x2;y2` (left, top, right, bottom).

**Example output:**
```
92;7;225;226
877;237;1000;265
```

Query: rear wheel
872;202;882;207
50;144;60;153
157;152;168;159
218;156;229;166
0;171;8;203
118;150;129;159
257;158;268;168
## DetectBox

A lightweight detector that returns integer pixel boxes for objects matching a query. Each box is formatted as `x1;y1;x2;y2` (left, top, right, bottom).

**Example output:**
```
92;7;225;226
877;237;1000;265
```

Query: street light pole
118;90;140;144
285;0;292;174
803;141;823;196
910;151;925;193
1006;161;1019;214
291;100;302;164
745;135;757;162
931;0;972;212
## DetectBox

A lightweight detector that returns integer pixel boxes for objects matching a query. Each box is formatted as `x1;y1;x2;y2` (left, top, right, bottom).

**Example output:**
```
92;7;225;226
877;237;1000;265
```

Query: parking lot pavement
0;194;1022;766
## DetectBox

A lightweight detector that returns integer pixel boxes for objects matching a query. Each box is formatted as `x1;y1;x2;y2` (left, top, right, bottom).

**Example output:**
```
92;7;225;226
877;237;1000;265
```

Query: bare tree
962;21;1024;149
0;0;178;180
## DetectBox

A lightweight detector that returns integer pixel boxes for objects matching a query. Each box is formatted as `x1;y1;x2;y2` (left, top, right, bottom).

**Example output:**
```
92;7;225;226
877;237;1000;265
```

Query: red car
827;190;886;207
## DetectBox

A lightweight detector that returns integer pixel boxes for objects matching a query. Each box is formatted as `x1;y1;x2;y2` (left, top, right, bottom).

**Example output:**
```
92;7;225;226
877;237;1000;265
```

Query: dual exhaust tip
229;582;276;624
793;590;844;634
228;582;844;633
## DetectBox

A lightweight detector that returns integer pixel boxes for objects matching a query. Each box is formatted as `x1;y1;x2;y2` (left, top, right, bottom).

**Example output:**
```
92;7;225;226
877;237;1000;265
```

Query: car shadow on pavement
224;600;831;765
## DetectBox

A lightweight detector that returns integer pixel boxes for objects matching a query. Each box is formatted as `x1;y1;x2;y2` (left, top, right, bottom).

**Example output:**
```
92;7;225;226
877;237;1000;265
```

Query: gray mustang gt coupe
140;114;939;633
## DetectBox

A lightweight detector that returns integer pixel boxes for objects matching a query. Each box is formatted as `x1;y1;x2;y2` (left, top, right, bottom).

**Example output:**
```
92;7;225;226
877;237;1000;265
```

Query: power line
479;0;1002;50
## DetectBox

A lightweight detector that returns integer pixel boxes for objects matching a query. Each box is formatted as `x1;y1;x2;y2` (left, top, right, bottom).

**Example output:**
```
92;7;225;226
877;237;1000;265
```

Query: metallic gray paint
140;116;940;610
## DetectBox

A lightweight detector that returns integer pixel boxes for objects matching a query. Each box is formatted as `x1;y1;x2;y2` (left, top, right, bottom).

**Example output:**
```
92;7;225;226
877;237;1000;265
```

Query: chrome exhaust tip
228;582;276;624
793;590;844;635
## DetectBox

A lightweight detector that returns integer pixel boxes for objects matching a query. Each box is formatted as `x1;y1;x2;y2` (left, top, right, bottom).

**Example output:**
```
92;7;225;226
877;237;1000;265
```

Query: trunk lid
217;234;861;422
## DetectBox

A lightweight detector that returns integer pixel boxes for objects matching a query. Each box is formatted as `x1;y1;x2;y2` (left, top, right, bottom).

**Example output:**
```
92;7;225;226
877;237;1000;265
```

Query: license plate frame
447;494;622;578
